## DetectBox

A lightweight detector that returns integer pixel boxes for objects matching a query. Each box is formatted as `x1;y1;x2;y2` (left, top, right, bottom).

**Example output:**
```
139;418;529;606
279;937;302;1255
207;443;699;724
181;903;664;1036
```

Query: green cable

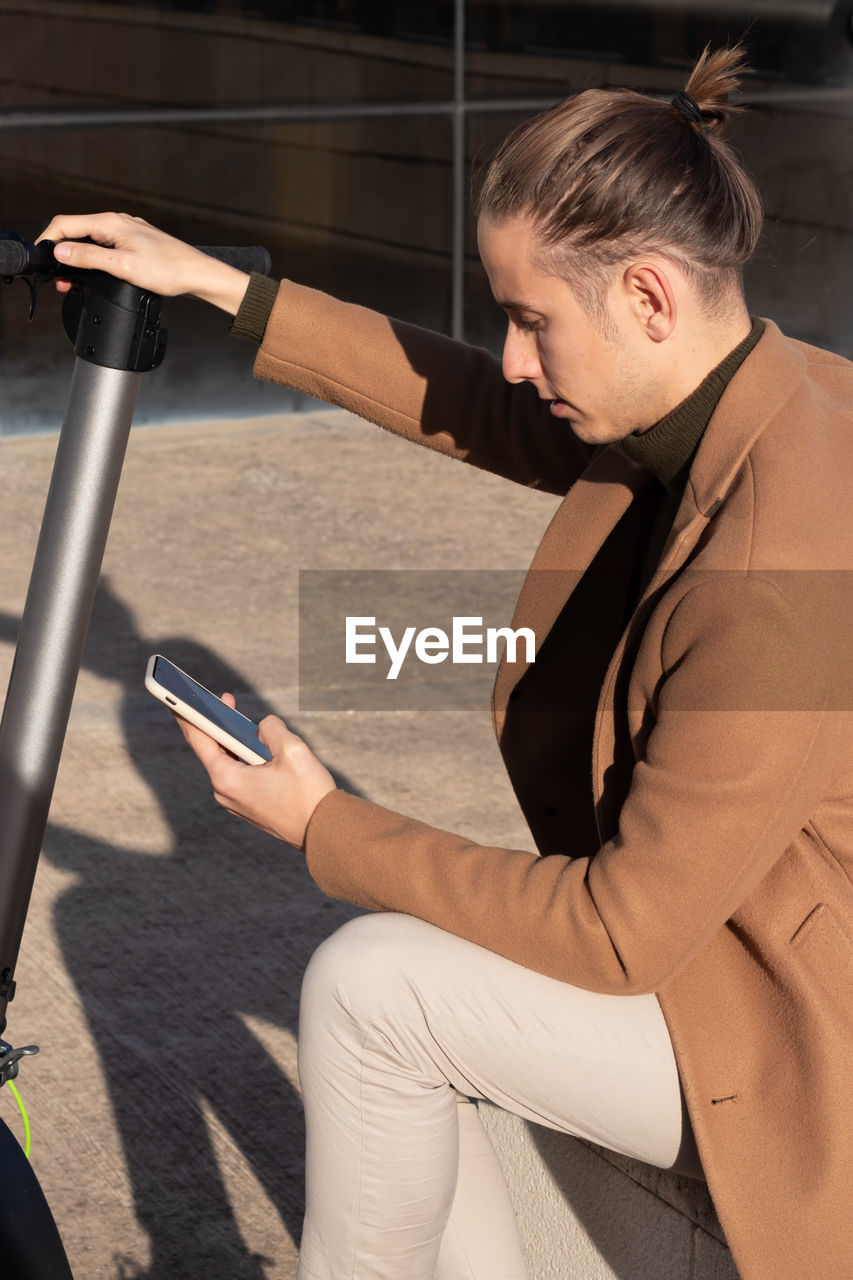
6;1080;31;1160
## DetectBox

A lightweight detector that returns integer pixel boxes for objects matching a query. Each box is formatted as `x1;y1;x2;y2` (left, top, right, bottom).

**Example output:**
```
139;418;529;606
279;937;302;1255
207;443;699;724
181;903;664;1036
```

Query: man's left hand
176;694;336;849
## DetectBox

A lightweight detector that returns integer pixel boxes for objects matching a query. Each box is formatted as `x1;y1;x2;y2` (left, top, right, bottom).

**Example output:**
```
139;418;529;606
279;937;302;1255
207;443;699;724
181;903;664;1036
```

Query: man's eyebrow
496;298;541;313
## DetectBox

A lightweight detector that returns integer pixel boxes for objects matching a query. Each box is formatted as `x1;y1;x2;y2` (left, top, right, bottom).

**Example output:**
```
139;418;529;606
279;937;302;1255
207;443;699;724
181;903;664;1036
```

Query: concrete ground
0;407;560;1279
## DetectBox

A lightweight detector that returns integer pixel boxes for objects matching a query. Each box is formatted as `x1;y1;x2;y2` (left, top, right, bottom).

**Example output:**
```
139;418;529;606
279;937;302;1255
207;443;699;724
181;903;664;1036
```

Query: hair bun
671;90;704;125
683;43;751;136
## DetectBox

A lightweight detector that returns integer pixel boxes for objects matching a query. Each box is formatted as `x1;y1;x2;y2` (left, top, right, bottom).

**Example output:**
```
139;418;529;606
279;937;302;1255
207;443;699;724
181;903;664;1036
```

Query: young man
39;44;853;1280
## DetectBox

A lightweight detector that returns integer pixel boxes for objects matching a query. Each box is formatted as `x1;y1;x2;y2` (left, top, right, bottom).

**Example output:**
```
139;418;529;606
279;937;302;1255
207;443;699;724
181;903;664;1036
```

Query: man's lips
539;393;578;418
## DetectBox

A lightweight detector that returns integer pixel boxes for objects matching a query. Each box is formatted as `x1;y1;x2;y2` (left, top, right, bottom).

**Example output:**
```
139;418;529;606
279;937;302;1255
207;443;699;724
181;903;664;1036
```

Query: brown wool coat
255;283;853;1280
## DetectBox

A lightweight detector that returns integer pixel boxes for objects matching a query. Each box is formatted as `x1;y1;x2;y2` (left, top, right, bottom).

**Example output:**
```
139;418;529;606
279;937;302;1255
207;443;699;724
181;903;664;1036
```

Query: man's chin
569;416;646;446
566;417;611;444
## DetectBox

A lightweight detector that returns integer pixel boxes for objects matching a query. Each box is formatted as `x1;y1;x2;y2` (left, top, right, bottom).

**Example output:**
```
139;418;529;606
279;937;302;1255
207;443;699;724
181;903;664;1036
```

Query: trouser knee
299;911;429;1033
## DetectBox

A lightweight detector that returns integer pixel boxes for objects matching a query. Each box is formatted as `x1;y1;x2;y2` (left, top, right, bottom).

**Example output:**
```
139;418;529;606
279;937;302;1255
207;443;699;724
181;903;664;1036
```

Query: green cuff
229;271;280;343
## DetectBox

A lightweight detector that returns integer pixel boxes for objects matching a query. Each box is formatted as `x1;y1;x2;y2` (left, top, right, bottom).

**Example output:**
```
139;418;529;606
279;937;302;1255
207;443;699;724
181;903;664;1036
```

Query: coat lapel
590;495;712;839
589;319;809;835
492;444;654;737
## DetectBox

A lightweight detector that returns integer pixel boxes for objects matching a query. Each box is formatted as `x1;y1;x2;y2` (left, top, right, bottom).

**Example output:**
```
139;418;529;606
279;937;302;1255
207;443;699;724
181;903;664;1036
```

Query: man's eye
519;318;538;332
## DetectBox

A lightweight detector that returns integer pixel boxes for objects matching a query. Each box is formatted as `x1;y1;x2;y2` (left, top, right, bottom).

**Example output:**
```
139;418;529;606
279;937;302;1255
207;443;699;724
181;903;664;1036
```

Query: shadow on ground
0;581;362;1278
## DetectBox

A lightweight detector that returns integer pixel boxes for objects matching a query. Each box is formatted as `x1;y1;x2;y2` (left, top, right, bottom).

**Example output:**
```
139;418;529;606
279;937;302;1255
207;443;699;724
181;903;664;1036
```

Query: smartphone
145;654;272;765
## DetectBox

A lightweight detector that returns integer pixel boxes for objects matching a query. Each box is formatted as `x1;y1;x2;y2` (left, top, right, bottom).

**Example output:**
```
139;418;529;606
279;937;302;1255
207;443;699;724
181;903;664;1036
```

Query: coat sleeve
302;575;844;995
253;280;595;495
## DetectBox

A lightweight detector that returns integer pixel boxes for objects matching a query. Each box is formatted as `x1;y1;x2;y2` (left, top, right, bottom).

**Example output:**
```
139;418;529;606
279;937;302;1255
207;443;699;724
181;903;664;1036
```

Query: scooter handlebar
0;232;272;281
196;244;272;276
0;234;55;277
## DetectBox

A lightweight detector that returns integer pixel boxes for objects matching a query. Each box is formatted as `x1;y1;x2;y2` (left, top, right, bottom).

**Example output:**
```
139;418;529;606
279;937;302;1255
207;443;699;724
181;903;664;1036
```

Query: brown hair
474;46;763;323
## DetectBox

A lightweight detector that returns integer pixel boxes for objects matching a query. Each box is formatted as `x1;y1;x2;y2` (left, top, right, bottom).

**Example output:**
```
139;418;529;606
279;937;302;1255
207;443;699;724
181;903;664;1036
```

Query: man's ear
620;261;677;342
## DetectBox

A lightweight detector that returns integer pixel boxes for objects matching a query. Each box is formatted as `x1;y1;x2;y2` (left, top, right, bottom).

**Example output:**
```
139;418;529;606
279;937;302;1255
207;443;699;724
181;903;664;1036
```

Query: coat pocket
790;902;853;1005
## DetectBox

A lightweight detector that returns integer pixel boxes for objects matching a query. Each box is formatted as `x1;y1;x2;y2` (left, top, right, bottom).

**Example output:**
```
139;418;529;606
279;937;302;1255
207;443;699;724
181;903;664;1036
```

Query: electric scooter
0;230;270;1276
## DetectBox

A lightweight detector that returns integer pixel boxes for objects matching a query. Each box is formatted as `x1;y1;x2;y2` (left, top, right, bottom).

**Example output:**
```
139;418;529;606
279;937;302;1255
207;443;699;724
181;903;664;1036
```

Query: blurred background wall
2;0;853;431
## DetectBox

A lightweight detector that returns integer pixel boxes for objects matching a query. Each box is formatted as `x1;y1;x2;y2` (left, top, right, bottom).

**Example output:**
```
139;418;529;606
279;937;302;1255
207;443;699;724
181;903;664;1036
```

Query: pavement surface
0;406;560;1279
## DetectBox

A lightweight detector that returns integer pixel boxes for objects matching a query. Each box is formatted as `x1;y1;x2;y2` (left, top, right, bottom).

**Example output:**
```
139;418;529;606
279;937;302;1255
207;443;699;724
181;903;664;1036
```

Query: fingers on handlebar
49;238;127;290
36;212;141;287
37;210;135;247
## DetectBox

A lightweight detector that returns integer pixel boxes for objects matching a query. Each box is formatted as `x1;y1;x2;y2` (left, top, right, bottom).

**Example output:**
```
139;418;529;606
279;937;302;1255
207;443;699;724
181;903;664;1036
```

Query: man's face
477;215;662;445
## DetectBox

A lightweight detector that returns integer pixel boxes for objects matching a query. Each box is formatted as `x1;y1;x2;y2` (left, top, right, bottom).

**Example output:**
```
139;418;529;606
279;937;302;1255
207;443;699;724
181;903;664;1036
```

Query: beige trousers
296;913;703;1280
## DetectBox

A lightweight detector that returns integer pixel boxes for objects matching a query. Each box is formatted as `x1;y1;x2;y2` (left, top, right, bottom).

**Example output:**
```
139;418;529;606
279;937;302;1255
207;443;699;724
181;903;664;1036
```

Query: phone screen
152;657;272;761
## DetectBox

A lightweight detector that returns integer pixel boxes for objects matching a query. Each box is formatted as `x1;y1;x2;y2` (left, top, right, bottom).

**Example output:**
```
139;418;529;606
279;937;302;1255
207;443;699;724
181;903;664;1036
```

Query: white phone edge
144;653;269;766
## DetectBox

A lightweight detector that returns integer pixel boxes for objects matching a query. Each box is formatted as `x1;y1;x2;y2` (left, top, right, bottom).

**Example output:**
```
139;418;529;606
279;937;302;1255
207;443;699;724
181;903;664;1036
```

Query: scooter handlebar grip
0;236;60;277
194;245;272;276
0;238;30;276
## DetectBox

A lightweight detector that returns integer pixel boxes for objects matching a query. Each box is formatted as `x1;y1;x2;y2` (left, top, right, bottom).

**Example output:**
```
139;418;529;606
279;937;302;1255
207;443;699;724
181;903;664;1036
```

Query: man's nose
502;325;543;384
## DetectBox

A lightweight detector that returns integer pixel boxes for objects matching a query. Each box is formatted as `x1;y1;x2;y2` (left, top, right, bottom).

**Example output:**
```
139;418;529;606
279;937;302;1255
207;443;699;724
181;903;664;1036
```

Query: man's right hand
36;211;251;316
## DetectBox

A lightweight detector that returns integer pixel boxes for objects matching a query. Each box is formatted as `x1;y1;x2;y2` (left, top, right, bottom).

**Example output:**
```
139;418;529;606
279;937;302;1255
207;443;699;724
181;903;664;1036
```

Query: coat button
543;805;558;817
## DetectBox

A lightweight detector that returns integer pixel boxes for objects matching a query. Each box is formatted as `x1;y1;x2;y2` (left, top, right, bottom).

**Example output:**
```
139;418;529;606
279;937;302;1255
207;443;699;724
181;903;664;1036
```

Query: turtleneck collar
618;316;765;495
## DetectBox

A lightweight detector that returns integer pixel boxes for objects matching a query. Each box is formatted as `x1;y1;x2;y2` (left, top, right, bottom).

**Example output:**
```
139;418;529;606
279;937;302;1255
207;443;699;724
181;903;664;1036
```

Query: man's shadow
0;579;362;1278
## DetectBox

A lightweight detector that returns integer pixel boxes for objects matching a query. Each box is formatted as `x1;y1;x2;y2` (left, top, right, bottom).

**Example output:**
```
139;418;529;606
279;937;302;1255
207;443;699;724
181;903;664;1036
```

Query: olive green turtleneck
618;315;764;494
616;315;765;614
